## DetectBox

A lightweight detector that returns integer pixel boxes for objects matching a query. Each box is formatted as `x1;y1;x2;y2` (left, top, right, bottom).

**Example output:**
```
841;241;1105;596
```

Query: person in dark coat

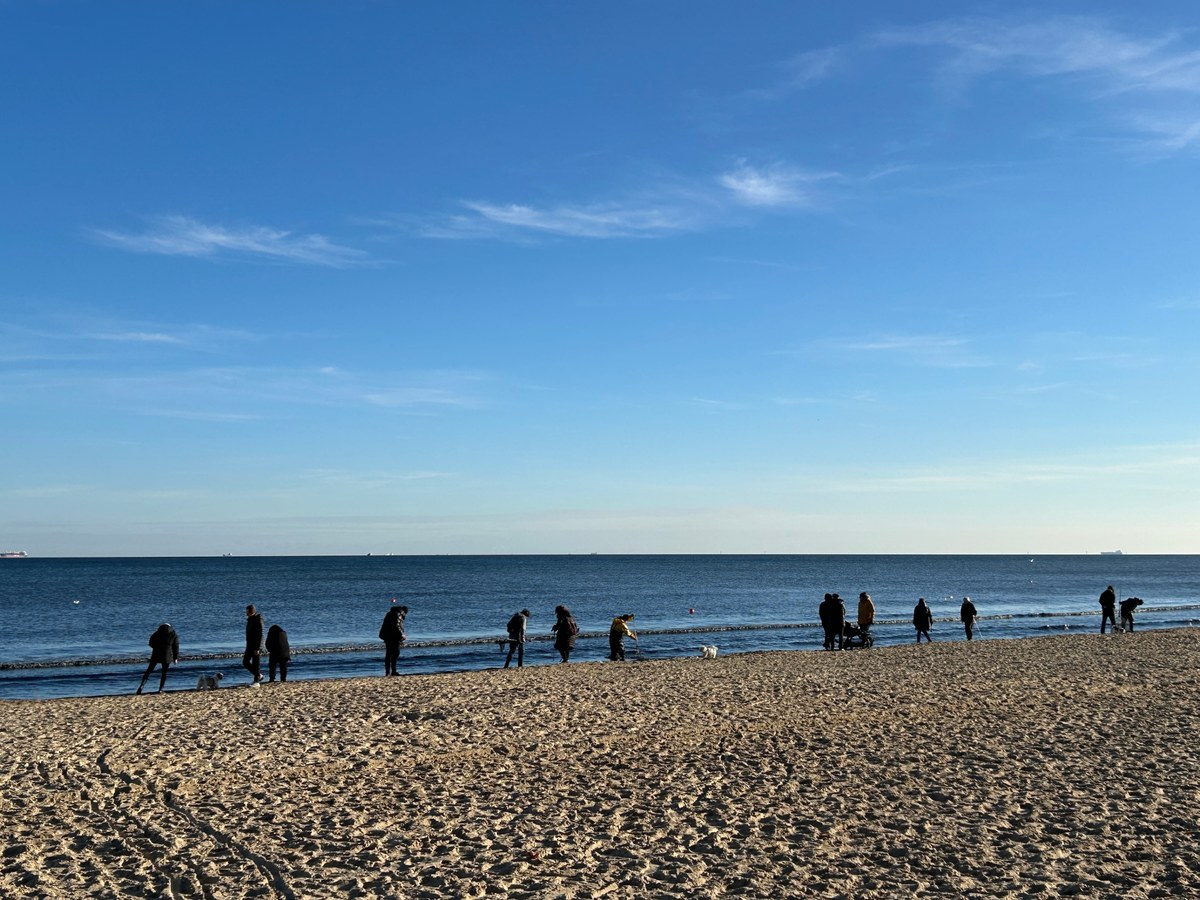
551;604;578;663
504;609;530;668
244;604;265;684
1099;586;1117;634
379;605;408;676
265;624;291;683
818;593;845;651
960;596;978;641
1119;597;1143;632
913;598;933;643
830;594;846;650
137;623;179;694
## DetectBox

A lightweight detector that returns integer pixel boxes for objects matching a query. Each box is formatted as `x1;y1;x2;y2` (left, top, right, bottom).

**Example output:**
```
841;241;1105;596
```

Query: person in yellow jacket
857;592;876;637
609;614;636;661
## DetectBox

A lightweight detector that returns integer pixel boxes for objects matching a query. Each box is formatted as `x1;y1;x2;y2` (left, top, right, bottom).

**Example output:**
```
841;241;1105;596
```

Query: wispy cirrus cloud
92;331;185;345
420;161;841;241
871;17;1181;83
719;161;837;208
0;315;261;361
3;364;494;420
91;214;368;266
447;199;706;239
422;194;715;241
870;16;1200;153
822;334;991;368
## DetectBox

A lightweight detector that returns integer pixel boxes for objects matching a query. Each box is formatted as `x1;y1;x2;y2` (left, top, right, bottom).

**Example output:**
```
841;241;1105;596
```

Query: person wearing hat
504;609;531;668
960;596;978;641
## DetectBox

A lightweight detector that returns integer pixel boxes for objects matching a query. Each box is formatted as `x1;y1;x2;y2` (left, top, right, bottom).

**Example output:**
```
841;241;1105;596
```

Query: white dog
699;645;718;659
195;672;223;691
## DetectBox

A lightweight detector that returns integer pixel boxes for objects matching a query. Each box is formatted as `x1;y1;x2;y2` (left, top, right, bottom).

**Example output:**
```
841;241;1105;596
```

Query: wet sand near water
2;629;1198;898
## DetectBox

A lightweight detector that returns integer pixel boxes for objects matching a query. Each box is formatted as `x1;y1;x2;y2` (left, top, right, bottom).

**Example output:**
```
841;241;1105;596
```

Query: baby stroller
841;622;874;650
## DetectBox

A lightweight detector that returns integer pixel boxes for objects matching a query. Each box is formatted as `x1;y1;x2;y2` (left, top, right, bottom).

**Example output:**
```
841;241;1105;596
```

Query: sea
2;554;1198;701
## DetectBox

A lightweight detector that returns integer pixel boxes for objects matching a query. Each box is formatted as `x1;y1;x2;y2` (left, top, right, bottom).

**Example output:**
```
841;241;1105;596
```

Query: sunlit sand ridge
2;630;1198;898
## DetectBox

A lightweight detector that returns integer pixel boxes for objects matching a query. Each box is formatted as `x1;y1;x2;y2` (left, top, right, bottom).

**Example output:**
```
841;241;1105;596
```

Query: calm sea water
2;555;1197;700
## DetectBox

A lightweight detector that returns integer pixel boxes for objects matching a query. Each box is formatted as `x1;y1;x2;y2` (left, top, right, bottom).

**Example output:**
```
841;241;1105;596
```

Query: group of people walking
499;607;636;668
138;584;1148;692
818;592;979;648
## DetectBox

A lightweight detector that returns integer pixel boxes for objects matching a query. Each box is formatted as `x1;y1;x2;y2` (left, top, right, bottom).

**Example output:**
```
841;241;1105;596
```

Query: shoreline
2;611;1197;703
3;629;1199;897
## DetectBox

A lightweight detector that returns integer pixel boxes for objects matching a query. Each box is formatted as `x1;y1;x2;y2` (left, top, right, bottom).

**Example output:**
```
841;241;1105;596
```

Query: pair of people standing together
501;606;588;667
244;604;290;684
911;596;977;642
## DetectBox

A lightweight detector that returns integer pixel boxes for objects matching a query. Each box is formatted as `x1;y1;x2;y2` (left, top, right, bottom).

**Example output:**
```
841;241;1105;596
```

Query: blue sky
2;2;1198;555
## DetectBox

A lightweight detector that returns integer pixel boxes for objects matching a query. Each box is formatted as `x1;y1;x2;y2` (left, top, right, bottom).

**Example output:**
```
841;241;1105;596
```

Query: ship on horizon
1;550;28;559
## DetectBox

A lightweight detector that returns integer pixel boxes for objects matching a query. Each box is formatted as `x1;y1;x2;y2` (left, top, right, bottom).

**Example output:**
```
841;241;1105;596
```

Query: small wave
3;605;1197;671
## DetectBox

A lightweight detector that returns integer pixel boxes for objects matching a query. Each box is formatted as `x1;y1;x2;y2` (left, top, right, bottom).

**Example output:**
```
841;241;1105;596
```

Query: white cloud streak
93;332;185;345
422;161;843;241
823;334;991;368
92;215;367;266
871;16;1200;153
455;200;704;239
718;161;835;208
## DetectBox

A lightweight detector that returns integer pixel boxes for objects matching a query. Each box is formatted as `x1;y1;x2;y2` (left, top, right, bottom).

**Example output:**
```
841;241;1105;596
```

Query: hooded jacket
265;625;291;661
148;624;179;663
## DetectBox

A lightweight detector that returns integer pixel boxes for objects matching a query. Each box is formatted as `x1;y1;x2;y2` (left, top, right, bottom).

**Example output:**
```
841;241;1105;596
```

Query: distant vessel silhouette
1;550;28;559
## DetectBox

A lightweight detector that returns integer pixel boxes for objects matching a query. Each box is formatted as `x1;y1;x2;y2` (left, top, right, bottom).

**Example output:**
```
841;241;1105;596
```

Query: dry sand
2;630;1199;899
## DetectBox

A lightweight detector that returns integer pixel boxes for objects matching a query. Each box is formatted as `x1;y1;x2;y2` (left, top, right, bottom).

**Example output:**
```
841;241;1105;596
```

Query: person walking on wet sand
504;609;530;668
1120;597;1143;632
1099;586;1117;634
379;604;408;676
609;614;636;661
960;596;978;641
913;598;933;643
552;605;579;663
265;624;290;683
244;604;265;684
136;622;179;694
857;592;875;638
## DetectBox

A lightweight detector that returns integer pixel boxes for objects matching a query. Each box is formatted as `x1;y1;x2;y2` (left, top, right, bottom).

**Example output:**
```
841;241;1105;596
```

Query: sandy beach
2;629;1198;899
